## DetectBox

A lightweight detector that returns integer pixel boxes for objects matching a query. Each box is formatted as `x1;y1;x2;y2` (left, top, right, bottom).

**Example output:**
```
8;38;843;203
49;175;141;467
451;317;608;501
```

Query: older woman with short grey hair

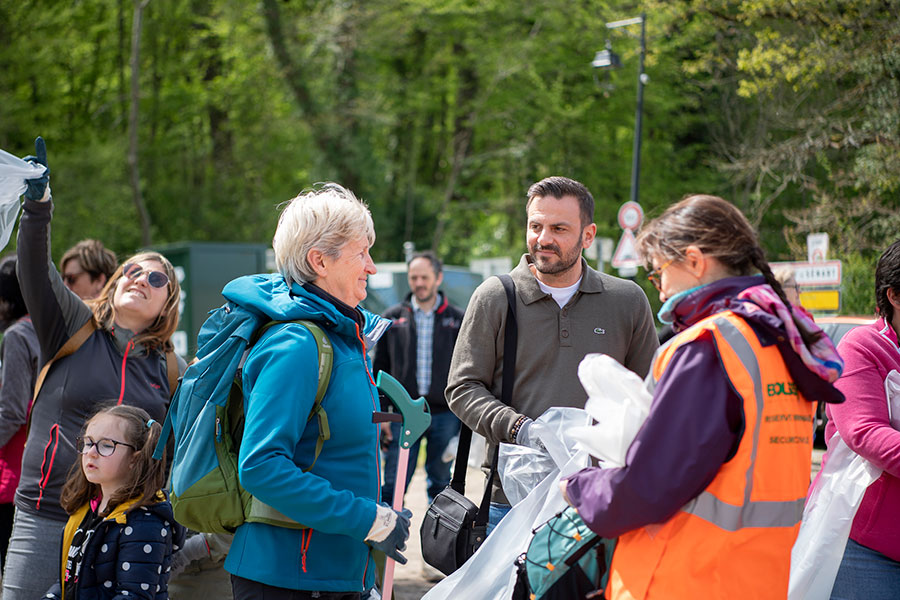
222;183;411;600
273;183;376;286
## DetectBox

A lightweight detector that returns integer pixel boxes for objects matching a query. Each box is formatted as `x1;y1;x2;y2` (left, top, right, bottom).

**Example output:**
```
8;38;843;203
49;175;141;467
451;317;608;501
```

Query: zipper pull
215;417;222;442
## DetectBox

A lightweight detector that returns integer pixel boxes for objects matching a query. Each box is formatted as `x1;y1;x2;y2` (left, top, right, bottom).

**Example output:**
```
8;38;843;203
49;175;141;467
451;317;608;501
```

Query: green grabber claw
376;371;431;449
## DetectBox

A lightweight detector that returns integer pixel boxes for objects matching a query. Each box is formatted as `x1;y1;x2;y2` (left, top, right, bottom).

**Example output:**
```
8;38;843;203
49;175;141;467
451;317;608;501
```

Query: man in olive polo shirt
446;176;658;532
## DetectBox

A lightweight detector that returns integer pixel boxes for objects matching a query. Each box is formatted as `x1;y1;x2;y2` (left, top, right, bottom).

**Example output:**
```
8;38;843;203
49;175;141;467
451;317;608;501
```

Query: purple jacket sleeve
564;333;743;538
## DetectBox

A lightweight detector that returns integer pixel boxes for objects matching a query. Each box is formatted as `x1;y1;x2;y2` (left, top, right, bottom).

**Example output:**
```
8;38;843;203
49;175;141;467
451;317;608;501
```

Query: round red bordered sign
617;201;644;230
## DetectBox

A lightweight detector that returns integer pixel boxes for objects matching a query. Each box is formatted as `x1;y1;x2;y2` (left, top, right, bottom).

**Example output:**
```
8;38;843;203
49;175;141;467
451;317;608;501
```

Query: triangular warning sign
611;229;641;268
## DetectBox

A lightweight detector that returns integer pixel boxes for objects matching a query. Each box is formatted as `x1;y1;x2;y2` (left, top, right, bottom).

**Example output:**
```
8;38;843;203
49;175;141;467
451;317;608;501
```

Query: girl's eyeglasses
647;258;675;290
122;263;169;289
76;436;136;457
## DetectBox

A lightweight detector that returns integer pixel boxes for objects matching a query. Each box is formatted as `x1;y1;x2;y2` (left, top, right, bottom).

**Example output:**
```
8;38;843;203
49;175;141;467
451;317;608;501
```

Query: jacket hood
222;273;390;341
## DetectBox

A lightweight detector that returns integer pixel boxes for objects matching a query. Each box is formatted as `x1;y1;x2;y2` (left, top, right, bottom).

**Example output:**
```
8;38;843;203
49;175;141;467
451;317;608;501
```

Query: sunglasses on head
122;263;169;289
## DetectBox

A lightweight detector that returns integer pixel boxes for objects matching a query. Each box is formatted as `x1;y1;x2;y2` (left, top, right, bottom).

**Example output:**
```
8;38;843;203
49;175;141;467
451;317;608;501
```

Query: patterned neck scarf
736;284;843;383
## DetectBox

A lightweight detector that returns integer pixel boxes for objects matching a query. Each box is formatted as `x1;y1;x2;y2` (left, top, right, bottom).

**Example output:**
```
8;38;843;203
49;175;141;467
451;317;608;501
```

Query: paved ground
390;465;441;599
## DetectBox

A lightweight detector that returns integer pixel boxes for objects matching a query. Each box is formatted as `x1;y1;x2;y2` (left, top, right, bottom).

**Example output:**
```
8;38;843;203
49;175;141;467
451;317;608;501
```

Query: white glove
169;533;211;579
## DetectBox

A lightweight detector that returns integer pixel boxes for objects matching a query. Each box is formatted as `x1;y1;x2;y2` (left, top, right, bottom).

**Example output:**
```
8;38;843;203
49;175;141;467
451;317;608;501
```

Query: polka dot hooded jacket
43;491;186;600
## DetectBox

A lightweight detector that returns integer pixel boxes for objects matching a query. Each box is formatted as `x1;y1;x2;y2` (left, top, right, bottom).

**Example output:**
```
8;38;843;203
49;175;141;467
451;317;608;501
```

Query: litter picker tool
372;371;431;600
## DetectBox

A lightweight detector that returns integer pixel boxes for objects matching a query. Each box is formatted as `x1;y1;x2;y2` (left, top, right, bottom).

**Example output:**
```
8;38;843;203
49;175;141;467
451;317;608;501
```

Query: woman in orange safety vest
561;195;844;600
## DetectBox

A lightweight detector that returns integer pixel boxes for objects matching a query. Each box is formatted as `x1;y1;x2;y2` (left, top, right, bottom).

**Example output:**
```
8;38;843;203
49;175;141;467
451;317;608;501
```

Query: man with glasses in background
60;239;117;300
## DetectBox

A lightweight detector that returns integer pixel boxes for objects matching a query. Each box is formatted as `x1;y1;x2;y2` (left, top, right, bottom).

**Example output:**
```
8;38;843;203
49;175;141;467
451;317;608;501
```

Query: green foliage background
1;0;896;315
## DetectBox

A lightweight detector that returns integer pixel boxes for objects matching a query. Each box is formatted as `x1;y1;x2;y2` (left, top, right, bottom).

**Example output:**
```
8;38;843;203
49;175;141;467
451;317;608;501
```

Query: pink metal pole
381;446;410;600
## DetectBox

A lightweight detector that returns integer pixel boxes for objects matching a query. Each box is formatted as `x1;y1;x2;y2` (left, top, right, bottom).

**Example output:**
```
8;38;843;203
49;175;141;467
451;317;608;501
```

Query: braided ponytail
749;248;789;309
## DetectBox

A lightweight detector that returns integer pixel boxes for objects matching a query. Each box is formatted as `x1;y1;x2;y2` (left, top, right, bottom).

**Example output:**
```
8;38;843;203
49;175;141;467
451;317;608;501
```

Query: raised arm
16;137;93;364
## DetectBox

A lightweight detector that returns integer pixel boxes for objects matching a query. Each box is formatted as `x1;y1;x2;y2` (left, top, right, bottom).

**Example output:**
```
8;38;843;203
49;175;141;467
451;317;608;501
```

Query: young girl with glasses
43;404;184;600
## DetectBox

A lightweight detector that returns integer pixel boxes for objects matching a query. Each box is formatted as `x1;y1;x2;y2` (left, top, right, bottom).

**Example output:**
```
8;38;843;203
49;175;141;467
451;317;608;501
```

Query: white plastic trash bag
498;408;591;506
0;148;46;250
787;369;900;599
424;407;591;600
567;353;653;467
886;370;900;429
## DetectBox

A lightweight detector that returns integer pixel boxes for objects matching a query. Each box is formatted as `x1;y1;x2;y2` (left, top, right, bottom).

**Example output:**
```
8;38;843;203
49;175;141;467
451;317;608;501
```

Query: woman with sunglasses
2;137;183;600
560;195;844;599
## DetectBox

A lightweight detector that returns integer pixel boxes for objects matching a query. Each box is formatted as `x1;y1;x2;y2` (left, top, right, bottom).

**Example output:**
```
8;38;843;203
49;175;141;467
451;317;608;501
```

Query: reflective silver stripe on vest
680;316;804;531
682;492;806;532
646;338;675;395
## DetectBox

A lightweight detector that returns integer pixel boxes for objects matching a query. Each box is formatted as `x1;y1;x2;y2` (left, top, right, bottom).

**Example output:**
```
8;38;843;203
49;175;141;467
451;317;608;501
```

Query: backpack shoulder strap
244;319;333;471
33;318;96;403
28;318;97;436
165;350;179;399
296;320;332;472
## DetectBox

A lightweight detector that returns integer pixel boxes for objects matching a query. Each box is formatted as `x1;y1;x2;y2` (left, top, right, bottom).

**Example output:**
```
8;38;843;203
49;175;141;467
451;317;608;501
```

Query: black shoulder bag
420;274;518;576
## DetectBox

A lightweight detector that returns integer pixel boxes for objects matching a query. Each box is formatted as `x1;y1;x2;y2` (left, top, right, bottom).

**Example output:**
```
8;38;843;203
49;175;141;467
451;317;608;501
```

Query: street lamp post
593;13;647;206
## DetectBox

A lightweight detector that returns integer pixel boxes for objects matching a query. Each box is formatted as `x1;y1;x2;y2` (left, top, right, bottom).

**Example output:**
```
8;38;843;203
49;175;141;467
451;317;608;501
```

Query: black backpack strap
497;274;518;406
450;275;517;522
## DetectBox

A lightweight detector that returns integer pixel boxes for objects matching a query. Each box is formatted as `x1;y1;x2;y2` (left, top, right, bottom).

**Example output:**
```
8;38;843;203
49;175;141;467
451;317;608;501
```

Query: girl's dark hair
0;254;27;323
636;194;821;344
60;404;168;516
875;239;900;322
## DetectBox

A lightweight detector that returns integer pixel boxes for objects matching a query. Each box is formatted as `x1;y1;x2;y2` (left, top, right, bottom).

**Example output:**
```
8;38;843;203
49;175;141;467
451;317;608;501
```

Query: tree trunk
431;43;478;250
128;0;152;247
259;0;363;193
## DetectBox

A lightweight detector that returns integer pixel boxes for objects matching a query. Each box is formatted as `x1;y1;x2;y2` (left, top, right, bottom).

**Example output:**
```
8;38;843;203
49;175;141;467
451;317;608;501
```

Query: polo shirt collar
511;254;605;305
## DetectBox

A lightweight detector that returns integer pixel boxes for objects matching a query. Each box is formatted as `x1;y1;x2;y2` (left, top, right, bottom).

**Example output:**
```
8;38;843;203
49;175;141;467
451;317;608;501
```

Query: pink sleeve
830;335;900;477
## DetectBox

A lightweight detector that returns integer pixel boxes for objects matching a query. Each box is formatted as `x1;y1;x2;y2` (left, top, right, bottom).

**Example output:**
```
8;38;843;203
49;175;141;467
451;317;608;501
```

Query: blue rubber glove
22;136;49;201
367;506;412;565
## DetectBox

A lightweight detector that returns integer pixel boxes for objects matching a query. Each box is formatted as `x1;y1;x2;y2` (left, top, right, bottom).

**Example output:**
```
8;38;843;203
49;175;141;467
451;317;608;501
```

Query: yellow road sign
799;289;840;311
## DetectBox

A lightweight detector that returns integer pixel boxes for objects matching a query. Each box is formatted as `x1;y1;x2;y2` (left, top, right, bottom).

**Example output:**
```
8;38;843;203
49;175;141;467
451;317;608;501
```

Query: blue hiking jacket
222;274;390;592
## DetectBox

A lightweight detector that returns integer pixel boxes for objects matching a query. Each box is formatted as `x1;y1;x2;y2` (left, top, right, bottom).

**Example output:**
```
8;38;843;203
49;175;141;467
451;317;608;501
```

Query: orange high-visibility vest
608;310;814;600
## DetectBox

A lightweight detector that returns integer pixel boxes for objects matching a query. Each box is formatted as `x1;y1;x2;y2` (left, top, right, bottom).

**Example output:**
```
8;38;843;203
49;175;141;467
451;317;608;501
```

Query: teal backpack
153;300;332;534
512;506;614;600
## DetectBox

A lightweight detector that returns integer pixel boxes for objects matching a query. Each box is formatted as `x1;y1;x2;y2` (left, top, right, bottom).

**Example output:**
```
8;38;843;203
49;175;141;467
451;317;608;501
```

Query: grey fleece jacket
446;255;659;503
15;197;183;522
